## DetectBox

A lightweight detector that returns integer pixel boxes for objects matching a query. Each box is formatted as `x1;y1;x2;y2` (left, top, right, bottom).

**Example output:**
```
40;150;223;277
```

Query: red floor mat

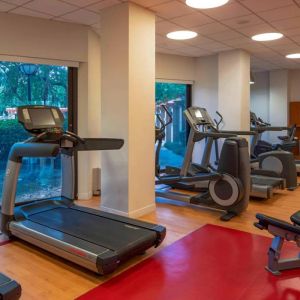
0;240;11;246
77;225;300;300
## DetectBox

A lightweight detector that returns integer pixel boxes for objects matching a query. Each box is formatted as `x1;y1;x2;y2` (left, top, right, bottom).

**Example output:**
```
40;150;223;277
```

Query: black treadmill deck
11;199;166;274
28;207;157;252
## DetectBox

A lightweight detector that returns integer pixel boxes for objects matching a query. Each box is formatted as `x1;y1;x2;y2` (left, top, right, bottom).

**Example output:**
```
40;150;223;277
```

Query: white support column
218;50;250;131
100;3;156;217
269;70;288;143
192;55;218;164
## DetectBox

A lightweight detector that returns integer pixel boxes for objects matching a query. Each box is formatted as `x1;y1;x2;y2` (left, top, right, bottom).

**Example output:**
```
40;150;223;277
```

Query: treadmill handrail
220;130;257;136
193;131;236;141
75;138;124;151
251;126;288;132
8;142;60;162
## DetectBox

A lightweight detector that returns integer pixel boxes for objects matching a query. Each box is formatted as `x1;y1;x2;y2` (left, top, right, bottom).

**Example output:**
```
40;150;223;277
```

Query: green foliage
155;82;186;104
0;62;68;115
0;119;29;159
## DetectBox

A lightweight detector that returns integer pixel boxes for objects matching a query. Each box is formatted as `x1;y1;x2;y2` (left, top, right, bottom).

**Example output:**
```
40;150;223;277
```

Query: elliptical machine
156;106;250;221
250;112;298;190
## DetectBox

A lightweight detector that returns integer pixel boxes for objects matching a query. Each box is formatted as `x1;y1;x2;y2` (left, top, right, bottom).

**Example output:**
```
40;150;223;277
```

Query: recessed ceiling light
251;33;283;41
286;53;300;59
166;30;198;40
186;0;229;9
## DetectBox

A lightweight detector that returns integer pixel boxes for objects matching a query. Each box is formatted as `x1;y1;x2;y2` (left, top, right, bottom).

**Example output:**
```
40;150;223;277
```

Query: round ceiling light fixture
186;0;229;9
251;32;283;41
286;53;300;59
166;30;198;40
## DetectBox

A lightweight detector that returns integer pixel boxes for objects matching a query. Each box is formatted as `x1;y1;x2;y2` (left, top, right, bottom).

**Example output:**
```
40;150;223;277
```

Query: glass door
155;82;191;168
0;62;69;204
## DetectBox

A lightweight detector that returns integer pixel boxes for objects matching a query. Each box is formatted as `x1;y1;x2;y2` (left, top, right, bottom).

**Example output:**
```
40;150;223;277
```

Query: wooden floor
0;188;299;300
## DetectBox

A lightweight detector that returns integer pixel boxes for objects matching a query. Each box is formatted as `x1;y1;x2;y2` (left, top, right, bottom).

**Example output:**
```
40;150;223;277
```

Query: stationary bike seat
291;211;300;226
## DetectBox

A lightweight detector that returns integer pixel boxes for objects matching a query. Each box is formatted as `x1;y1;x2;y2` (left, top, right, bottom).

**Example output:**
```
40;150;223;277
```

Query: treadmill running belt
28;208;156;251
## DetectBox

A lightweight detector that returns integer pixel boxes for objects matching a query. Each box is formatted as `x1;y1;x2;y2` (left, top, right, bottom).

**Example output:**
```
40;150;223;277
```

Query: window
0;62;69;204
155;82;191;168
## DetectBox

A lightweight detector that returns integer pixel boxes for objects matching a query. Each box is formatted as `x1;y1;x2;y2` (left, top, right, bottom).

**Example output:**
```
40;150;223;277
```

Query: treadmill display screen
195;110;203;118
29;108;56;127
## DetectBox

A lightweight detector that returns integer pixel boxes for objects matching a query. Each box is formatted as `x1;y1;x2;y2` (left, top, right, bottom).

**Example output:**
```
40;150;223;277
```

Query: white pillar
192;55;218;164
269;70;288;143
218;50;250;131
100;3;156;217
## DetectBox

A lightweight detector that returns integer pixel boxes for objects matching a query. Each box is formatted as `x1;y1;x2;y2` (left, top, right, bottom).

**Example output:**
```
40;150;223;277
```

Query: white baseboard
78;191;93;200
100;203;156;218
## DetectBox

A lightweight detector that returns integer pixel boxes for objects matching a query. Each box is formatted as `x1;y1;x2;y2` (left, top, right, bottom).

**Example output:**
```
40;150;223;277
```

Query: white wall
250;71;270;122
156;53;195;82
0;12;100;199
192;55;219;163
0;12;88;63
269;70;289;143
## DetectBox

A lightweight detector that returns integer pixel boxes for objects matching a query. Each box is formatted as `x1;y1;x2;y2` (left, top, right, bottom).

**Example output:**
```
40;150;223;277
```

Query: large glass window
0;62;68;204
155;82;190;168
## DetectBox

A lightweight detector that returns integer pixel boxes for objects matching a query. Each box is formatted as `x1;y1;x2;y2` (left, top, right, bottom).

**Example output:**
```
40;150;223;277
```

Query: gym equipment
213;111;223;166
0;273;21;300
156;107;284;200
254;211;300;275
250;112;297;157
156;106;251;221
250;112;298;190
155;104;173;177
1;105;166;275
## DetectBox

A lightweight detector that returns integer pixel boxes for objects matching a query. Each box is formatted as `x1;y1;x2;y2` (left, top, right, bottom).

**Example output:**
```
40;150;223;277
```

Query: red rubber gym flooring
77;224;300;300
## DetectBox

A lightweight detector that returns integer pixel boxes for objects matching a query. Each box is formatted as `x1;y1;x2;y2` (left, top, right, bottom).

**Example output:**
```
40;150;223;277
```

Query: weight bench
254;211;300;275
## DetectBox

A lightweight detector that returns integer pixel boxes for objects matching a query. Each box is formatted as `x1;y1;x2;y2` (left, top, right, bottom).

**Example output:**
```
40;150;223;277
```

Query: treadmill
1;105;166;275
0;273;21;300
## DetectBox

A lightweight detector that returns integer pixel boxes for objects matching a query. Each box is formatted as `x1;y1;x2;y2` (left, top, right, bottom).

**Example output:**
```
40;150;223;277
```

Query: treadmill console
18;106;64;133
186;107;214;126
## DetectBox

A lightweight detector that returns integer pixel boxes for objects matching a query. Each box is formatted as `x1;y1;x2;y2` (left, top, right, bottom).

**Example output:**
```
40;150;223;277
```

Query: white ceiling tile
151;1;194;19
267;40;299;50
86;0;121;12
192;22;228;35
2;0;31;5
272;17;300;30
130;0;170;8
239;0;294;13
277;47;300;55
24;0;77;16
257;5;300;22
60;8;100;25
156;15;164;22
281;27;300;36
156;20;181;35
209;30;245;41
201;2;251;21
223;36;252;46
222;14;264;29
175;46;213;57
0;1;16;11
171;12;213;28
236;23;275;37
184;36;220;46
291;34;300;43
197;42;233;51
61;0;102;8
11;6;53;18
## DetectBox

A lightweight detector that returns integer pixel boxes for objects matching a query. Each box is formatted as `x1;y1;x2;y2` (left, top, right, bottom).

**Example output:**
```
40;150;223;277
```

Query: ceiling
1;0;300;71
